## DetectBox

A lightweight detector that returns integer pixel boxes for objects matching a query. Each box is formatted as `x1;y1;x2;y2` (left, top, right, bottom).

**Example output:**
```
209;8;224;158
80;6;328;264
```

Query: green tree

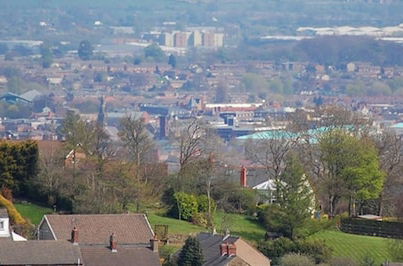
319;130;385;217
277;154;314;239
178;237;204;266
40;42;53;68
144;43;165;62
168;54;177;68
280;253;315;266
78;40;93;60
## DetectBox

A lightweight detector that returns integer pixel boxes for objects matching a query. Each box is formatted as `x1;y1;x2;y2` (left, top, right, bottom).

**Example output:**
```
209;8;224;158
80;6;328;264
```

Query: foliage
171;192;198;221
168;54;177;68
276;154;314;239
226;187;258;214
318;129;385;217
280;253;315;266
0;194;27;225
144;43;165;62
258;237;331;265
197;195;216;213
178;236;204;266
40;42;53;68
0;140;39;193
78;40;93;60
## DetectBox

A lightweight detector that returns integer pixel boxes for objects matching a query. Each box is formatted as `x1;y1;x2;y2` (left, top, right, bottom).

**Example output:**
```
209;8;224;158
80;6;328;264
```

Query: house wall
38;220;55;240
0;217;10;238
235;239;271;266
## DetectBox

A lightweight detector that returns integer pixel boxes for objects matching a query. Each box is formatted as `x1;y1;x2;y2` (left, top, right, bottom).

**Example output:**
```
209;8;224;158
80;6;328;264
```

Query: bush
280;253;315;266
297;239;332;264
330;257;358;266
197;195;216;213
192;212;208;227
258;238;332;265
258;204;291;238
258;237;296;265
226;188;258;214
170;192;198;221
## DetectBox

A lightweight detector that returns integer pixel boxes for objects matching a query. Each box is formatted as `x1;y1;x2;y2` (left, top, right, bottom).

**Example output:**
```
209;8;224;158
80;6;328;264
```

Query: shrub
170;192;198;221
0;194;26;225
330;257;358;266
258;238;332;265
192;212;208;227
297;239;332;264
258;237;297;265
280;253;315;266
197;195;216;213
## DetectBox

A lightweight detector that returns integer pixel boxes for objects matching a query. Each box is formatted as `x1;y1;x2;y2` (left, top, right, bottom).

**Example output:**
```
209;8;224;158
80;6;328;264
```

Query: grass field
311;230;391;264
14;202;53;225
147;210;266;243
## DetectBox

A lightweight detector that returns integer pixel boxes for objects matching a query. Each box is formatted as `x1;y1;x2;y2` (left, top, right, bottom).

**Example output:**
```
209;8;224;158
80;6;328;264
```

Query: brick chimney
71;227;79;245
227;243;236;256
240;166;247;187
220;243;228;256
110;233;117;253
150;235;159;253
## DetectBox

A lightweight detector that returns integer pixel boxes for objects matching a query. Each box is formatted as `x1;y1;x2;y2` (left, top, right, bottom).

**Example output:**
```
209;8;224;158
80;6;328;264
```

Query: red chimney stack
110;233;117;253
227;243;237;256
71;227;79;245
240;166;247;187
220;243;237;256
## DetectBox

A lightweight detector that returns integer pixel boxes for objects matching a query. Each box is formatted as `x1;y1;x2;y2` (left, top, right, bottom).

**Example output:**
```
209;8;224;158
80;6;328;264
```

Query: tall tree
318;130;384;217
119;116;154;167
168;54;177;68
178;237;204;266
40;42;53;68
78;40;93;60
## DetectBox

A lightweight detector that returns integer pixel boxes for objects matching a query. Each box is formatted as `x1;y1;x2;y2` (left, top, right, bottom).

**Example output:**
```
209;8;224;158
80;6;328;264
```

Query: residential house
176;232;270;266
38;213;161;266
0;208;82;266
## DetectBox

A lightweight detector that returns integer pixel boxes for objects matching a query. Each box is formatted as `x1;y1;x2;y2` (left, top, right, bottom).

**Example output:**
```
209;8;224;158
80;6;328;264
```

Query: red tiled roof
44;214;154;244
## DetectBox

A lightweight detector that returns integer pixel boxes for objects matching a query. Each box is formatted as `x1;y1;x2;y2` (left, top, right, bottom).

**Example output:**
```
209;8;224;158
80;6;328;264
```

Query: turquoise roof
391;122;403;129
236;126;347;141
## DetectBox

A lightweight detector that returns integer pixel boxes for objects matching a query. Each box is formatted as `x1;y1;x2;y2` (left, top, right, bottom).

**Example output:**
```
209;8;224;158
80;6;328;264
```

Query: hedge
340;218;403;239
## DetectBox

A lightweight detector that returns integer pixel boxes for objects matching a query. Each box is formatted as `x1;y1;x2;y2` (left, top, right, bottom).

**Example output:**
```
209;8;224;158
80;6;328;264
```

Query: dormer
0;208;11;238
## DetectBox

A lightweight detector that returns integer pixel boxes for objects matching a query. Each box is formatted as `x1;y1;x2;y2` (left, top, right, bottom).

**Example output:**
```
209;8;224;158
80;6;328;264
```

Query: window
0;221;4;231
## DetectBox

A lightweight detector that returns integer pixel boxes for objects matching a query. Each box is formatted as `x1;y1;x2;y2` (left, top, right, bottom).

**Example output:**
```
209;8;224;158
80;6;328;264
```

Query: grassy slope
147;211;266;243
14;202;53;225
310;230;391;264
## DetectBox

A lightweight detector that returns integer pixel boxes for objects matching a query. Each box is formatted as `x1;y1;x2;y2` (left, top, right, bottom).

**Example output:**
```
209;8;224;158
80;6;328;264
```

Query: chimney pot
220;243;227;256
71;227;79;245
110;233;117;253
240;166;247;187
150;235;159;253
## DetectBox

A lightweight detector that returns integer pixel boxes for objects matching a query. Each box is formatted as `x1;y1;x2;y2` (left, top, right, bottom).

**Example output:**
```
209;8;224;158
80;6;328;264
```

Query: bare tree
178;118;205;171
119;116;154;167
245;130;299;200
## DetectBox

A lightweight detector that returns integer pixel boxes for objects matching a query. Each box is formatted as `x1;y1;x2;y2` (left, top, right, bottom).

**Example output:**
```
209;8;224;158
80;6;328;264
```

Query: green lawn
310;230;391;264
14;202;53;225
147;211;266;243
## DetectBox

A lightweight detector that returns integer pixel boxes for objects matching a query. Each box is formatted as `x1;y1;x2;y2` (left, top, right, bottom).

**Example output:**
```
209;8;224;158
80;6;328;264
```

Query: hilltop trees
78;40;93;60
317;130;384;217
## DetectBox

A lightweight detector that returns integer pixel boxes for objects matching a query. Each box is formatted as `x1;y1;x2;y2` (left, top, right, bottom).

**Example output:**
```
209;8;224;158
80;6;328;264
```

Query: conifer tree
178;236;204;266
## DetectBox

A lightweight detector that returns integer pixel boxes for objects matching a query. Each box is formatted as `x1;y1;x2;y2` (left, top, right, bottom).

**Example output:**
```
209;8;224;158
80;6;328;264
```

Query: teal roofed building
0;92;32;104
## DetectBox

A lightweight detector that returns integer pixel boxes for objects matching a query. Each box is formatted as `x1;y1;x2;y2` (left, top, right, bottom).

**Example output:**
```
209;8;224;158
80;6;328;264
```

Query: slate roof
44;213;154;245
80;246;161;266
196;232;239;266
0;240;82;265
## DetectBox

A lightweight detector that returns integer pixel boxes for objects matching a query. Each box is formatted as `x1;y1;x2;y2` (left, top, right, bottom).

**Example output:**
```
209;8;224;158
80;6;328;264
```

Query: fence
340;218;403;239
